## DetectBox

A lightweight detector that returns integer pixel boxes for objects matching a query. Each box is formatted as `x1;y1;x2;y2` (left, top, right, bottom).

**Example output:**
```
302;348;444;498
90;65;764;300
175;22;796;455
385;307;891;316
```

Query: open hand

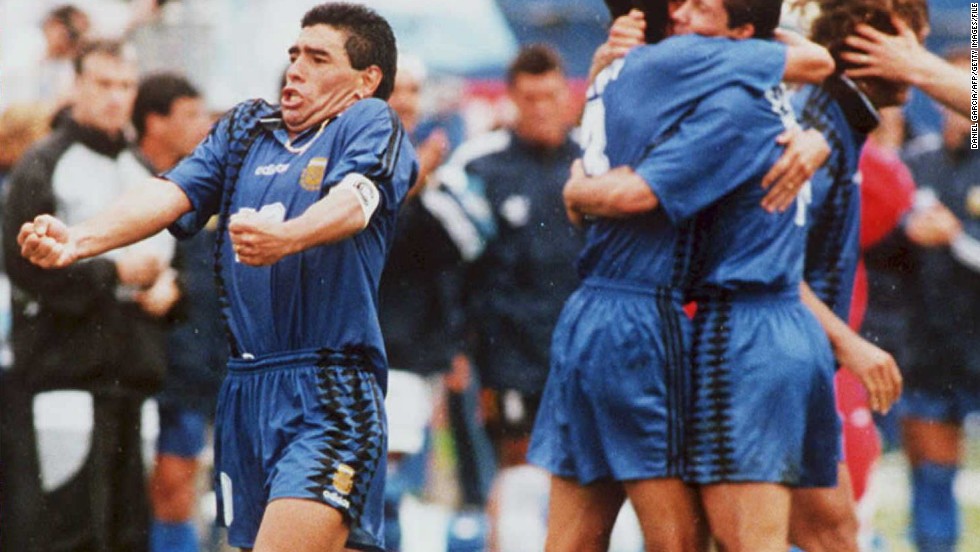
762;128;830;213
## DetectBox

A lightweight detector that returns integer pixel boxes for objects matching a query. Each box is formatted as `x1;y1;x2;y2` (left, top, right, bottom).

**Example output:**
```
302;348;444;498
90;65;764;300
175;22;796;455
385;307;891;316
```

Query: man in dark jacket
1;39;173;552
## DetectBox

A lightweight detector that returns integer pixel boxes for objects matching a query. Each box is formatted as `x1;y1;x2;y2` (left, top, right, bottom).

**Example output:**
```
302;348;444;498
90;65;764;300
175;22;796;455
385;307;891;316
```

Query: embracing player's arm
228;173;378;266
18;177;192;269
799;281;902;413
563;159;657;224
774;28;834;84
589;12;833;86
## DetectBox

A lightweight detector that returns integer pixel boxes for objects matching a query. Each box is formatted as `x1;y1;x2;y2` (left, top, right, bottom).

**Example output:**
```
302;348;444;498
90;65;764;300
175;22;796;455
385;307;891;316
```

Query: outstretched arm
800;281;902;413
843;18;970;118
18;177;192;269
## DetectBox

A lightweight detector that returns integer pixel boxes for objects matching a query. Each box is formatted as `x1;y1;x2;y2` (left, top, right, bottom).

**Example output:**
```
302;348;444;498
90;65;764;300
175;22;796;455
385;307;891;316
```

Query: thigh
252;497;349;552
545;476;625;552
700;482;791;552
789;463;859;552
624;478;707;552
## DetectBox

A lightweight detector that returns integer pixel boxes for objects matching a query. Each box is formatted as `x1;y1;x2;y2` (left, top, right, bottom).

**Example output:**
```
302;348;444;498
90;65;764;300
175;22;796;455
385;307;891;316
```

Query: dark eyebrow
288;45;331;58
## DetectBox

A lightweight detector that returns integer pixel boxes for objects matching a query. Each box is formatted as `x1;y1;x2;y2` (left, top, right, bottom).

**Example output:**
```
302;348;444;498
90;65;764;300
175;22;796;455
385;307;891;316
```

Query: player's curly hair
301;3;397;100
796;0;928;72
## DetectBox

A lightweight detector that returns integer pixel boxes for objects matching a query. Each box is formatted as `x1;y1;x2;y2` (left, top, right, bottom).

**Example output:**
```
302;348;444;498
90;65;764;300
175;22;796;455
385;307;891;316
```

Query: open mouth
281;87;302;110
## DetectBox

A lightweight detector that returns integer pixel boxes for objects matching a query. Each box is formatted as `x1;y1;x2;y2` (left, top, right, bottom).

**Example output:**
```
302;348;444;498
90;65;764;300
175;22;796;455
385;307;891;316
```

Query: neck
138;138;180;173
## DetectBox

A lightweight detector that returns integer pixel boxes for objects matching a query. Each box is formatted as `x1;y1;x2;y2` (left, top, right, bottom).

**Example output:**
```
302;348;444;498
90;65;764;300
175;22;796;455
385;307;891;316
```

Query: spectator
2;5;91;113
0;101;53;552
2;39;173;551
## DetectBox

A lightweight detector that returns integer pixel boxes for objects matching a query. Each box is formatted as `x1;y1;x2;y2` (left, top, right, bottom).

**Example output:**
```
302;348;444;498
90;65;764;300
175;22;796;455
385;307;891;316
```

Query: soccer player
15;4;417;552
528;1;834;551
787;2;928;550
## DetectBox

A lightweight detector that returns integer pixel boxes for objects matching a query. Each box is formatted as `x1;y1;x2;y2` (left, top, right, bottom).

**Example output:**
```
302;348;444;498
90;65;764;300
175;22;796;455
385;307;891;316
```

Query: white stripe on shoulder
420;186;486;262
443;130;511;171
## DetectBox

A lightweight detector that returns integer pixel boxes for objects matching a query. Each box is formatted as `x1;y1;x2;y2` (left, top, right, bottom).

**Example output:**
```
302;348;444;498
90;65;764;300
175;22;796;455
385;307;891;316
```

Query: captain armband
335;173;381;228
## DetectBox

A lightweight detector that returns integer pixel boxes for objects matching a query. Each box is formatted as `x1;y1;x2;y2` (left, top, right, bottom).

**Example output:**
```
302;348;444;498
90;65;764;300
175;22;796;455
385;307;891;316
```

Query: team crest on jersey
967;185;980;218
332;463;355;495
300;157;328;191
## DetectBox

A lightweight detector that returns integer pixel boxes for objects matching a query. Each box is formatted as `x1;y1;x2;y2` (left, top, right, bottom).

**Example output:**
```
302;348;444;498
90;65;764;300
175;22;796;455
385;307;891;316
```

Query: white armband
336;173;380;227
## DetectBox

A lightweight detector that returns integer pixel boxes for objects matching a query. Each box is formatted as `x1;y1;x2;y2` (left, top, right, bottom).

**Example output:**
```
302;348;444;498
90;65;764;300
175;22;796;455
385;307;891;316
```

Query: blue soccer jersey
164;98;417;389
794;80;871;321
529;35;791;484
678;82;841;488
576;34;786;288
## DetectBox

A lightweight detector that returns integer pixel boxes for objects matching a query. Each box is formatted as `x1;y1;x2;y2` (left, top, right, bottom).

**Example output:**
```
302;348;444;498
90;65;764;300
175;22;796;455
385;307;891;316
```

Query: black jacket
2;119;166;394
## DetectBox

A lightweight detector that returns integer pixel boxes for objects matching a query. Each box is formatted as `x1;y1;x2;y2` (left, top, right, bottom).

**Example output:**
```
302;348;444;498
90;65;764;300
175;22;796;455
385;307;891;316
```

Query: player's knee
150;457;199;521
791;516;859;552
711;521;786;552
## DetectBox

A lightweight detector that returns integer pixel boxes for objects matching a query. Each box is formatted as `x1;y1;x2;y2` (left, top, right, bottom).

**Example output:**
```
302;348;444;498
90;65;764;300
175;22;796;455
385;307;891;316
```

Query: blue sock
150;520;199;552
911;462;958;552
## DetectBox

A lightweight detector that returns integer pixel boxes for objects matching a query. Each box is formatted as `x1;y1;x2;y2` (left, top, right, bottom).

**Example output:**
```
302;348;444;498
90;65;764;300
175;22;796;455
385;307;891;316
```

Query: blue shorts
214;349;387;551
686;290;840;488
156;399;208;458
528;278;691;484
897;386;980;425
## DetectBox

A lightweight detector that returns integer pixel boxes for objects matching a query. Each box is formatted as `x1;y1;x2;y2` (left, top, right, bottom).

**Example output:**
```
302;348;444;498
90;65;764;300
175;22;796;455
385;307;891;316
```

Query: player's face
159;96;211;158
73;53;138;136
282;24;373;136
509;70;571;149
671;0;740;38
388;71;422;133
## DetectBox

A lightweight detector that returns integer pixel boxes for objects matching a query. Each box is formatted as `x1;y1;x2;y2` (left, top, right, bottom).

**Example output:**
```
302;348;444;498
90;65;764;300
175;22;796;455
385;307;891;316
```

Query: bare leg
545;476;625;552
624;478;708;552
789;463;859;552
251;498;349;552
700;482;791;552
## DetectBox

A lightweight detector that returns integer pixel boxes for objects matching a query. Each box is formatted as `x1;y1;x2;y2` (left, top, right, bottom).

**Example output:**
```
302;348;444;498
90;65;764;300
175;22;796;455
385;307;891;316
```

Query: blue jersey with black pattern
794;83;867;321
576;34;786;288
164;98;417;384
685;83;806;294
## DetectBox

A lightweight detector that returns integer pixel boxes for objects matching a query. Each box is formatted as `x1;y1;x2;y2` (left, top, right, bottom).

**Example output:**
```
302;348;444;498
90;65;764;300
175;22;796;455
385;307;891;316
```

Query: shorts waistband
227;347;368;373
582;276;682;299
690;286;800;305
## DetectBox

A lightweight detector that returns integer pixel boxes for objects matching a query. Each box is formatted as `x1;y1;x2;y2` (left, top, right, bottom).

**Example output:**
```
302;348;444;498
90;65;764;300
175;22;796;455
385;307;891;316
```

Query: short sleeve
324;99;417;220
637;87;753;223
163;106;236;237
